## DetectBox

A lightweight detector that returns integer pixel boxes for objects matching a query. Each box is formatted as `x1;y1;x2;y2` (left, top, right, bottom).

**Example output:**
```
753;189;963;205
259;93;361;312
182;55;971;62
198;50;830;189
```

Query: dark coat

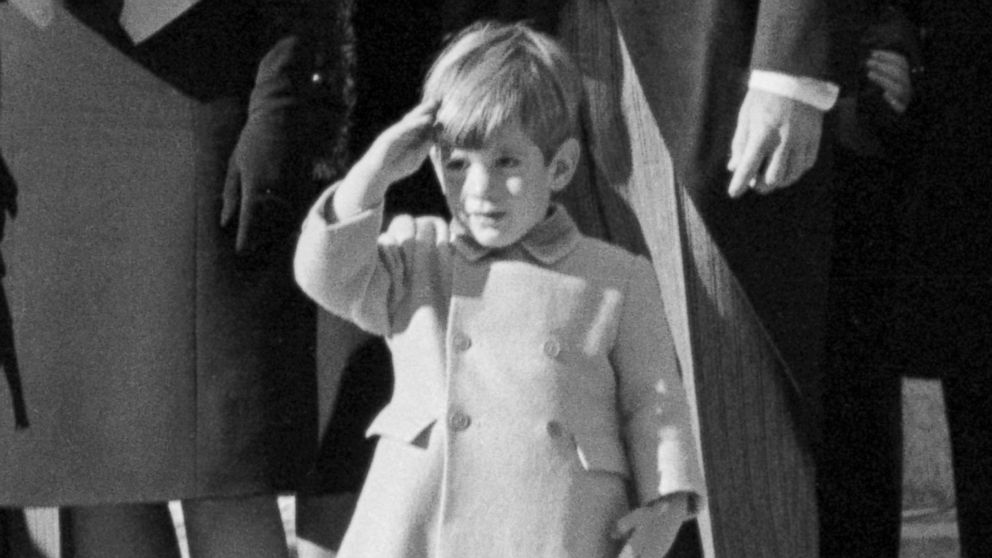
554;0;832;428
0;0;347;505
889;0;992;373
550;2;835;553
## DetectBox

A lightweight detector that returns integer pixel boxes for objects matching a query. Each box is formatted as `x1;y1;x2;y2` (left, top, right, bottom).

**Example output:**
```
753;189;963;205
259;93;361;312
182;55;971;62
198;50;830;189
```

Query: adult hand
727;89;824;198
866;49;913;114
220;120;297;254
220;35;305;254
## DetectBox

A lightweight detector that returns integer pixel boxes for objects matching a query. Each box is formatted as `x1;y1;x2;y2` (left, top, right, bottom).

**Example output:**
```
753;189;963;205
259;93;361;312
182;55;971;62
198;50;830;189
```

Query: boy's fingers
407;100;440;123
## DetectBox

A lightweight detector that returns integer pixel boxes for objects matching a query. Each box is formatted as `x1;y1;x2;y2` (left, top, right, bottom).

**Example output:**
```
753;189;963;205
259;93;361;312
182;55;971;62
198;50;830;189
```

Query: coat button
546;421;564;438
542;338;561;358
448;410;471;432
452;333;472;352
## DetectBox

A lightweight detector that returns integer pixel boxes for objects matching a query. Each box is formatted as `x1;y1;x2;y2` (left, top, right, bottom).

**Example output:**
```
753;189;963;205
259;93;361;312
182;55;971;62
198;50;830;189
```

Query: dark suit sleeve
750;0;830;80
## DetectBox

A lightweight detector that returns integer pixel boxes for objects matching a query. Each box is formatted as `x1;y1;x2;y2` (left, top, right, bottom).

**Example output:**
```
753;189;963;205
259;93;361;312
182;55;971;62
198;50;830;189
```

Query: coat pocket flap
365;404;436;444
572;431;631;478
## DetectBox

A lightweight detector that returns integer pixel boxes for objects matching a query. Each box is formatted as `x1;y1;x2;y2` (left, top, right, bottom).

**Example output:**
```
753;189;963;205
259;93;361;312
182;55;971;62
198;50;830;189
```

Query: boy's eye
444;158;468;172
495;156;521;169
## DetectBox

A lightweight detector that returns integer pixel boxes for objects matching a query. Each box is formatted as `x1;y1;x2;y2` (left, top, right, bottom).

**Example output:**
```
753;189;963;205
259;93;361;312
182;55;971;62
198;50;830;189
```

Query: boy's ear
549;137;580;192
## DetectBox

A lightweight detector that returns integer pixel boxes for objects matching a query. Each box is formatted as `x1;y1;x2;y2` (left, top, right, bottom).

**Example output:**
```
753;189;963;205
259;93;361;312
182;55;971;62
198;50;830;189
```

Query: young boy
294;21;704;558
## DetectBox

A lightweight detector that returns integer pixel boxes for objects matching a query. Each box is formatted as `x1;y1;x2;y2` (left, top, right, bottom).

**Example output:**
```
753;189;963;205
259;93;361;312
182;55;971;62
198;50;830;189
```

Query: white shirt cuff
748;70;840;112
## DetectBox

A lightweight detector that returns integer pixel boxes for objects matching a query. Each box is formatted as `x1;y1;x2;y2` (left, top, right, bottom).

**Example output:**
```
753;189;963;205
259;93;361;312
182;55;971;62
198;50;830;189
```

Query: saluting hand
332;101;438;219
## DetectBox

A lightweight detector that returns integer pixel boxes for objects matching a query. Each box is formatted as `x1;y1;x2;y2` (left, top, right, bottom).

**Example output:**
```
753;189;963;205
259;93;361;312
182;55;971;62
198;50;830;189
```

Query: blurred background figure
887;1;992;555
820;1;992;556
818;2;921;556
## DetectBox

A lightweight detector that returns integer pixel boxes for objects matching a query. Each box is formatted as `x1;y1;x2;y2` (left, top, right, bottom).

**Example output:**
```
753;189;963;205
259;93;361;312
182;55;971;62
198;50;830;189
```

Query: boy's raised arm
331;101;438;220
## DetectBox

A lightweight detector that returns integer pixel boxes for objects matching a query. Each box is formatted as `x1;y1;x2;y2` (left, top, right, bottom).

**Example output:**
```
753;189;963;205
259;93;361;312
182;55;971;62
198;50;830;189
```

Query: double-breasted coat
294;190;704;558
0;0;348;504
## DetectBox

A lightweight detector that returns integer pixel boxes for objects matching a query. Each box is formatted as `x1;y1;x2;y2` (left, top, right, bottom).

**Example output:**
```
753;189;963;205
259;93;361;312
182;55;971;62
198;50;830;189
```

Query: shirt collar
450;203;581;265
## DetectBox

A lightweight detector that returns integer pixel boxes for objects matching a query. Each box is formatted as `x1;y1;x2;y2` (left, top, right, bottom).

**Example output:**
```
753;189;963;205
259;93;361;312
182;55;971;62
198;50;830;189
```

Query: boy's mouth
467;210;507;225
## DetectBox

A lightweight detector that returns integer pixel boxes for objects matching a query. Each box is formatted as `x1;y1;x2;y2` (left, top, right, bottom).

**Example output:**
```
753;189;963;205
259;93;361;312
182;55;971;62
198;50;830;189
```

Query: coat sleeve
751;0;830;80
294;185;448;336
294;186;393;336
611;255;705;507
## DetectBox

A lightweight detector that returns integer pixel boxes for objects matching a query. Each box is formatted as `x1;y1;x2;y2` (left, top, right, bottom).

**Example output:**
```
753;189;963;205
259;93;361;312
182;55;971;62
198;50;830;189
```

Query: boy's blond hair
422;21;582;161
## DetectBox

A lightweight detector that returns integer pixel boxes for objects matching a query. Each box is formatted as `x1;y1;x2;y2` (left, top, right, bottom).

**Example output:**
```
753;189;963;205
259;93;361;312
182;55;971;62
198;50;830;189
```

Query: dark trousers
942;369;992;555
818;151;904;557
820;150;992;557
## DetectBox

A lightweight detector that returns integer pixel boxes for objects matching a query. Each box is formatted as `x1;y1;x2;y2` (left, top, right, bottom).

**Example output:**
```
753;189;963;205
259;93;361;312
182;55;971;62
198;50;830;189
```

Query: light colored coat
294;188;704;558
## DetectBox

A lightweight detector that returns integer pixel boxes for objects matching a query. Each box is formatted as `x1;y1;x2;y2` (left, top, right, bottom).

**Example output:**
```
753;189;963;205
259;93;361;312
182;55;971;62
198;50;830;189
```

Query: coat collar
450;204;581;265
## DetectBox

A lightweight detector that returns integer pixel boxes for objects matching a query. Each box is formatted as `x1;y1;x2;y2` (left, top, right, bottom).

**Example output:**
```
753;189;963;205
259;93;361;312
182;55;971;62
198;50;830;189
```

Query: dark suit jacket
593;0;833;421
888;0;992;373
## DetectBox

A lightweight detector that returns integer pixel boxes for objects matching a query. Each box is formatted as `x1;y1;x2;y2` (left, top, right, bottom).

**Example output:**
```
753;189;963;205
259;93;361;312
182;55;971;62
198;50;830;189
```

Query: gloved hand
221;35;307;255
221;120;298;255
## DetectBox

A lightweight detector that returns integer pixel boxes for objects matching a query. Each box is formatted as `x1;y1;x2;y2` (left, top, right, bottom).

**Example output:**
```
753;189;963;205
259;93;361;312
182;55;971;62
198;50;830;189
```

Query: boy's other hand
613;493;690;558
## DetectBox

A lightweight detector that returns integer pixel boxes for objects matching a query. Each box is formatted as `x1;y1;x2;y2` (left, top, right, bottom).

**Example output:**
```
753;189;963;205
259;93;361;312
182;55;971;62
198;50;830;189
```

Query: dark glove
221;119;299;255
220;35;308;255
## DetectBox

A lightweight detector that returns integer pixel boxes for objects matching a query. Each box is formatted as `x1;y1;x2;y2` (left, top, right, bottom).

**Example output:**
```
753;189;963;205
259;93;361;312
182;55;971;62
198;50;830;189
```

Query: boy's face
431;121;576;249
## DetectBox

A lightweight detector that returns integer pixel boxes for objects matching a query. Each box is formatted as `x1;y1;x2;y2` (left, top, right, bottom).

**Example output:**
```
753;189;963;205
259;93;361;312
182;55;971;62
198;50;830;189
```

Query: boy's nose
464;166;491;195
